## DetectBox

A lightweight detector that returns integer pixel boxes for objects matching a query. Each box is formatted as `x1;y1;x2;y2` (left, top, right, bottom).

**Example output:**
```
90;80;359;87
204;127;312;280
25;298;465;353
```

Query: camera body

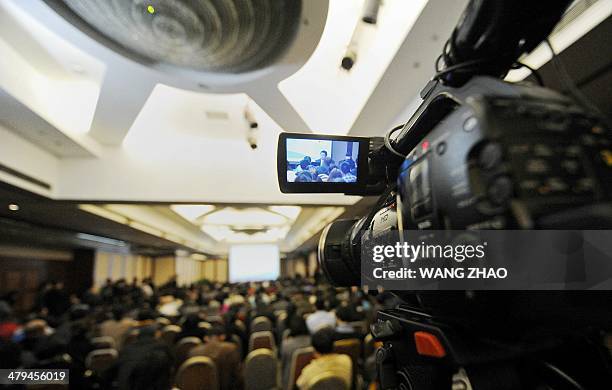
277;0;612;386
397;78;611;235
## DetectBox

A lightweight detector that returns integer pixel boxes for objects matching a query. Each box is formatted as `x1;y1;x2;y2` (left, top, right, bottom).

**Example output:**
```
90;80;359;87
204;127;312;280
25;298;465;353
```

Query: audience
0;274;379;390
296;327;352;389
306;298;336;334
291;150;357;183
99;306;138;349
113;326;174;390
281;315;311;389
189;323;243;390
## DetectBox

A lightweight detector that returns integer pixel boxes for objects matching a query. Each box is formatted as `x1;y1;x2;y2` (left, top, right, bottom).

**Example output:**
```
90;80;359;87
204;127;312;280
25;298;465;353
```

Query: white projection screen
229;244;280;282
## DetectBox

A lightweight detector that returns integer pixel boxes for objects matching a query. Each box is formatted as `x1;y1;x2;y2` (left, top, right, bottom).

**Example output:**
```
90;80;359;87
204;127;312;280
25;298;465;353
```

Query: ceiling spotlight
146;5;155;14
8;204;19;211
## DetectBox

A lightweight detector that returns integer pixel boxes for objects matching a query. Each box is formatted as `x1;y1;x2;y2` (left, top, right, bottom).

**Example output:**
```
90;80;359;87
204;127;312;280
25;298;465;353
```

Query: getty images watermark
361;230;612;290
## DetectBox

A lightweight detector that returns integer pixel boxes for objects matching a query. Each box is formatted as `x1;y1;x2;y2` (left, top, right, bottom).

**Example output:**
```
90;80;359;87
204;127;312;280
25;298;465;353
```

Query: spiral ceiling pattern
52;0;302;73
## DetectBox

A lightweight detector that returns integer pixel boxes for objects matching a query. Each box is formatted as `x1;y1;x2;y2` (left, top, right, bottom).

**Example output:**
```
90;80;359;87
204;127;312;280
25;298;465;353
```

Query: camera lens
318;218;365;287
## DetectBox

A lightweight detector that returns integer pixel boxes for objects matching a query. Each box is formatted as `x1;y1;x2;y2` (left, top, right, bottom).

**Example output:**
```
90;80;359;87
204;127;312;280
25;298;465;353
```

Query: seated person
281;315;311;389
98;306;137;349
189;323;243;390
340;162;356;183
294;157;312;173
113;325;174;390
327;168;344;182
339;154;356;171
316;165;329;182
296;327;352;389
295;171;316;182
306;299;336;335
177;313;206;341
334;305;364;341
315;150;328;166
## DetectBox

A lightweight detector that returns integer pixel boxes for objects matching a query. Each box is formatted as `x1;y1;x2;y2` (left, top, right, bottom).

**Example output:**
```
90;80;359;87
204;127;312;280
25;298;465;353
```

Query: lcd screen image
286;138;359;183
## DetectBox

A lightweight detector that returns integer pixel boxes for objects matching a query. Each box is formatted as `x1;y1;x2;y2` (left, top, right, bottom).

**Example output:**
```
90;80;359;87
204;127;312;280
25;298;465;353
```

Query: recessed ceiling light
8;204;19;211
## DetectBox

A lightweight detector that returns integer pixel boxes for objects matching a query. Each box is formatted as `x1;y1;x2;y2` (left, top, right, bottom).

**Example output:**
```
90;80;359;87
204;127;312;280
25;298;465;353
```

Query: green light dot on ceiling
146;5;155;14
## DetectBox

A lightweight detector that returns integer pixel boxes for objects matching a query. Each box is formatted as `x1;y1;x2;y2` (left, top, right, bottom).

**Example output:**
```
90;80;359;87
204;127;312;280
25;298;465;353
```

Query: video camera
278;0;612;388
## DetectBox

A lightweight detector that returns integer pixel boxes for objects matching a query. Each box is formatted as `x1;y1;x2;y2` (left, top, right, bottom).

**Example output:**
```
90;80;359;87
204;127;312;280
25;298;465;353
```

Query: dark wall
0;247;95;313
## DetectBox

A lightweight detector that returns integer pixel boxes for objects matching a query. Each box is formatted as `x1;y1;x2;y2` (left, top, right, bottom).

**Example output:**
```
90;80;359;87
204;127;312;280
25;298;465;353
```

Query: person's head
288;315;309;337
204;323;227;342
328;168;343;182
311;327;336;355
345;153;353;161
299;159;310;170
340;161;350;174
316;165;329;175
320;150;328;160
335;305;352;324
111;306;125;321
295;172;313;182
119;337;172;390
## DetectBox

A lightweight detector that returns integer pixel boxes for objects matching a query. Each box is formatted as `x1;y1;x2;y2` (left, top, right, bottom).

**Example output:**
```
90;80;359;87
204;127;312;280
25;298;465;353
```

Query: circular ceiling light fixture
47;0;303;73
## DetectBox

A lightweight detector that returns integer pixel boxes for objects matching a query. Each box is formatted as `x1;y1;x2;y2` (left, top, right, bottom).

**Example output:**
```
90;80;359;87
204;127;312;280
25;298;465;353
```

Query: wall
200;258;228;283
0;245;94;312
152;256;175;286
93;251;153;288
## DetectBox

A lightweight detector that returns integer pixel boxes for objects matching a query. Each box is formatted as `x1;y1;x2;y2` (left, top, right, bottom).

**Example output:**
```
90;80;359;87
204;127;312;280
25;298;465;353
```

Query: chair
156;317;171;326
161;324;181;345
333;339;361;388
251;316;273;333
288;347;315;390
85;348;118;373
176;356;219;390
334;338;361;368
309;371;350;390
90;336;115;350
175;337;202;366
248;331;276;353
244;349;278;390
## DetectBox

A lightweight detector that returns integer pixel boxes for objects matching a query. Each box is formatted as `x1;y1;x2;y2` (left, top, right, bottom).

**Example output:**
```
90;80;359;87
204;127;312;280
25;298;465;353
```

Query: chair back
176;356;219;390
334;338;360;388
288;346;315;390
161;324;181;345
156;317;171;326
248;331;276;353
85;348;118;373
244;349;278;390
333;338;361;368
175;336;202;365
309;372;350;390
251;316;273;333
91;336;115;350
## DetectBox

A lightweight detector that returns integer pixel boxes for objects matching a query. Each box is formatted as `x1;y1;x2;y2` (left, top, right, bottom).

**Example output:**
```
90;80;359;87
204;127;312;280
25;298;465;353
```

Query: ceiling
0;0;609;255
0;0;468;204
